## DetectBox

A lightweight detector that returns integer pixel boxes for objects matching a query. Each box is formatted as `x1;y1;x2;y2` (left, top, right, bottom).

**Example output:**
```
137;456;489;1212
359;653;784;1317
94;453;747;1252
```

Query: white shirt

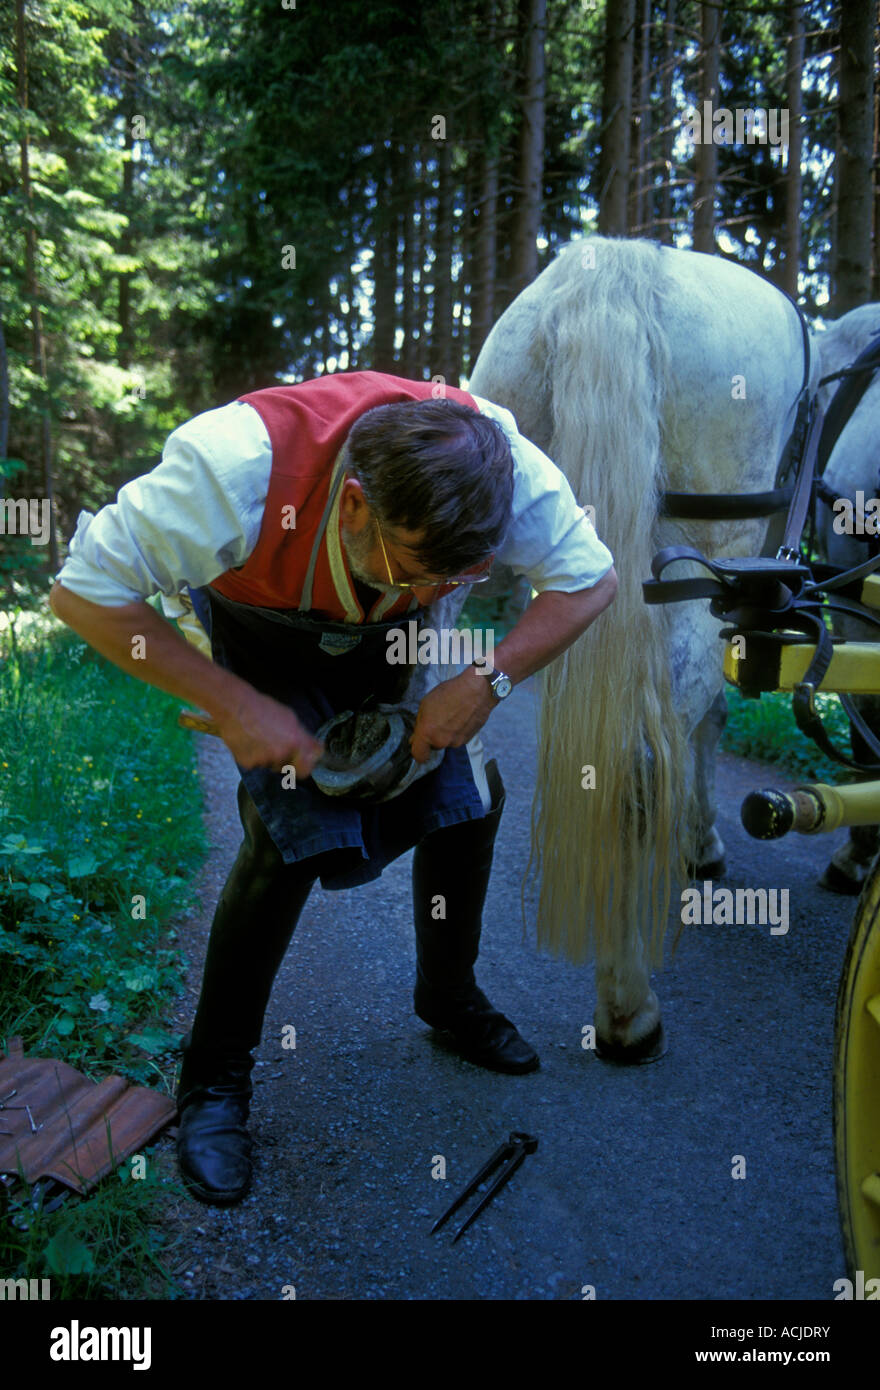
54;394;614;610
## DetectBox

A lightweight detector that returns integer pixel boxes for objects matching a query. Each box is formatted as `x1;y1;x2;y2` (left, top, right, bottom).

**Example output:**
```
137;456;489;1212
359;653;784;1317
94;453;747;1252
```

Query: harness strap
777;393;824;559
658;486;794;521
644;546;812;608
790;628;880;772
840;695;880;765
643;545;880;772
817;329;880;473
763;286;822;559
804;548;880;594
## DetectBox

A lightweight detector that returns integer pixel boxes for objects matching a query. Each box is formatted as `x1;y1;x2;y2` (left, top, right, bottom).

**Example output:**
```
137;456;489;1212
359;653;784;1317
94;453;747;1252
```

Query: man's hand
410;666;495;763
214;686;324;775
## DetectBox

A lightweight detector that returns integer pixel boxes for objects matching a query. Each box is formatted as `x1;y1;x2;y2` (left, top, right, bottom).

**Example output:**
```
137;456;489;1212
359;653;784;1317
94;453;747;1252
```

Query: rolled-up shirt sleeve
471;394;614;592
53;401;271;607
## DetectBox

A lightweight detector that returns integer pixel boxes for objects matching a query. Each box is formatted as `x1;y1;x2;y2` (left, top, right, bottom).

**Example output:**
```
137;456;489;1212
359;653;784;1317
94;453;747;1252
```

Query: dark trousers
190;761;506;1057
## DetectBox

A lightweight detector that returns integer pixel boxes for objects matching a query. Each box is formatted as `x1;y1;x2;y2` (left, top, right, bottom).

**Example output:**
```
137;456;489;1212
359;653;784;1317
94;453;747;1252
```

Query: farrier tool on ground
0;1089;41;1134
431;1131;538;1242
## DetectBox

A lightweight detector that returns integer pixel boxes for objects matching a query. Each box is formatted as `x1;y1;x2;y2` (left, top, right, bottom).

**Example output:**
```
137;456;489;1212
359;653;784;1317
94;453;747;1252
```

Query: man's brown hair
346;398;514;576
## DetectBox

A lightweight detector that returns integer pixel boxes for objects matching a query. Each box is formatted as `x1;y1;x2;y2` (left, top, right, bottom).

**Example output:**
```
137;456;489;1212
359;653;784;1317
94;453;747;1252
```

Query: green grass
1;1144;186;1299
721;685;859;784
0;596;208;1297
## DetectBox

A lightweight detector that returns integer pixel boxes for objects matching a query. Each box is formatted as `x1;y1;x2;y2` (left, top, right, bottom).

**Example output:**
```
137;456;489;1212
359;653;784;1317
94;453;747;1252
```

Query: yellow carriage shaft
859;574;880;613
724;640;880;696
723;573;880;694
725;595;880;830
756;783;880;834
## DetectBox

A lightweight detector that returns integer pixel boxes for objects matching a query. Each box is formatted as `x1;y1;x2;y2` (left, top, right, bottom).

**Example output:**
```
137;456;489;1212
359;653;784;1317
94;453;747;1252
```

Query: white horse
469;236;817;1060
813;303;880;894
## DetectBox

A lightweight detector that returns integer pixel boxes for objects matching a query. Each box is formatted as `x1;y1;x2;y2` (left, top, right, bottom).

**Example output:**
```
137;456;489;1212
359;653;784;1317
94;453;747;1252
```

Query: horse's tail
526;236;690;967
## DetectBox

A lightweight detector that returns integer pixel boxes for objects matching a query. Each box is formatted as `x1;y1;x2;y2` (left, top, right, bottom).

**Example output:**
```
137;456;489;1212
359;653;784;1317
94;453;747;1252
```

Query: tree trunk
457;149;478;381
393;148;407;375
0;314;9;476
372;149;397;373
657;0;676;245
16;0;57;568
414;163;427;374
509;0;546;296
470;0;499;361
346;229;359;370
597;0;636;235
117;26;137;370
471;143;499;363
780;0;805;297
432;139;455;381
630;0;652;234
693;1;720;254
401;146;418;378
834;0;875;313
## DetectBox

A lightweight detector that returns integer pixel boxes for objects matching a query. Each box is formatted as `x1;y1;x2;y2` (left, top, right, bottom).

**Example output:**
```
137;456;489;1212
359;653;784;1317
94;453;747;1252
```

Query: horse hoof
819;862;864;896
594;1021;667;1065
687;858;726;881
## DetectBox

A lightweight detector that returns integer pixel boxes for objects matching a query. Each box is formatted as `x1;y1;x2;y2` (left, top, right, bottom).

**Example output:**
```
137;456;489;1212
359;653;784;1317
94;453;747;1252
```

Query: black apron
187;456;484;889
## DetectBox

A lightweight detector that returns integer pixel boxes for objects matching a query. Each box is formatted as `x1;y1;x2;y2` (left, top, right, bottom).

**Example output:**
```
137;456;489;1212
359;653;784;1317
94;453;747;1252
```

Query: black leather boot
412;759;539;1074
176;780;316;1205
176;1034;256;1205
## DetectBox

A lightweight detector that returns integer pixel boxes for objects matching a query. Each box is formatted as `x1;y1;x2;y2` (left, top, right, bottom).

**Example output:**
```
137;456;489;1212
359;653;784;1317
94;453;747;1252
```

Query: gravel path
158;679;857;1301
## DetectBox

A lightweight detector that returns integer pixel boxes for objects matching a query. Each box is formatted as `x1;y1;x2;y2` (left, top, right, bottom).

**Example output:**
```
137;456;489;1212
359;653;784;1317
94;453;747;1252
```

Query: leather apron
187;452;484;889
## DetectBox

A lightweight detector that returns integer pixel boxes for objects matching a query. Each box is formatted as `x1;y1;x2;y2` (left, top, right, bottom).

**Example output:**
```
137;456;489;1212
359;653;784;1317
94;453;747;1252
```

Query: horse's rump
470;237;806;970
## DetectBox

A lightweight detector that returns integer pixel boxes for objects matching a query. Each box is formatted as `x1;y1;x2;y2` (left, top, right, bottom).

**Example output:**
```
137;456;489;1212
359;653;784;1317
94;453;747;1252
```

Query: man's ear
339;476;370;531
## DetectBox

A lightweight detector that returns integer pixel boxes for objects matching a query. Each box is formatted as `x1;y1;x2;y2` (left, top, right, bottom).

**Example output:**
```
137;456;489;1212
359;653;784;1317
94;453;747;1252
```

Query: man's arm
409;567;617;762
49;583;324;776
479;568;618;685
49;403;322;776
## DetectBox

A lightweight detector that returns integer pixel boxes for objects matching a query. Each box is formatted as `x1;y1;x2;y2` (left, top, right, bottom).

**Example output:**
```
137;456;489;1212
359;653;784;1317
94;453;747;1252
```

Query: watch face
493;675;513;700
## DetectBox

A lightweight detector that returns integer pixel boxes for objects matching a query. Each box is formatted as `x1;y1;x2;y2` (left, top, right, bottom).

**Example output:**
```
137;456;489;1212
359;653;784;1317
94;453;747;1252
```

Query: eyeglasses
373;513;493;590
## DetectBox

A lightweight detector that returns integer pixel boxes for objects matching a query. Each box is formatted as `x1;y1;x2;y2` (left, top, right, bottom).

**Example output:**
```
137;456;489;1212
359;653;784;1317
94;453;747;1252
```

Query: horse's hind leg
593;923;666;1063
822;822;880;895
591;687;728;1064
687;687;728;879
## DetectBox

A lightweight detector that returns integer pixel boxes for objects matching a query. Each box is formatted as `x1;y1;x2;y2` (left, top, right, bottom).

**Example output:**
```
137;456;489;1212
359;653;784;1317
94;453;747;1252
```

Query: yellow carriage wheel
834;856;880;1282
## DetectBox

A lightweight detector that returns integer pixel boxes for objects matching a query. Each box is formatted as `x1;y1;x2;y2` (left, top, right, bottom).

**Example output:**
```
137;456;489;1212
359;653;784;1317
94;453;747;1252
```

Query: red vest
209;371;479;621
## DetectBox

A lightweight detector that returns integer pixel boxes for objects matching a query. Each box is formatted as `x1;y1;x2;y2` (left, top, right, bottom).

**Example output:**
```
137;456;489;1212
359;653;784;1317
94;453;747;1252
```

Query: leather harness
648;300;880;773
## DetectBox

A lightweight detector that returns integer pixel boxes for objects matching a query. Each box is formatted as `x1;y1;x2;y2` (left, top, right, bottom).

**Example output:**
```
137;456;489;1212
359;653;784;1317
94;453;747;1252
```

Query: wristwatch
473;660;513;701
